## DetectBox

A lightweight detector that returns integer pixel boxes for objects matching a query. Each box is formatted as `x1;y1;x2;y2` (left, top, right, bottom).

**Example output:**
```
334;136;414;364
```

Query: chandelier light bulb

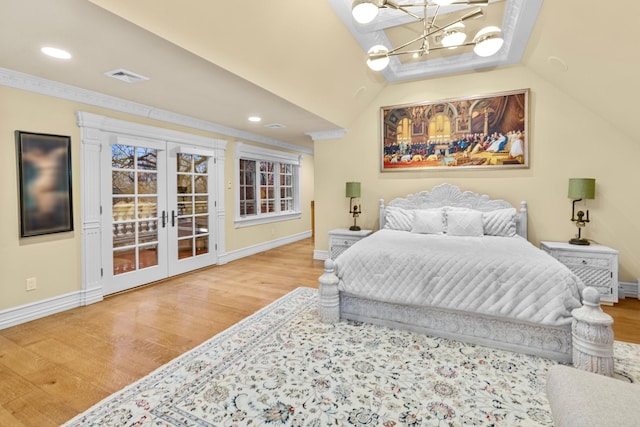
441;23;467;48
473;26;504;57
433;0;456;5
366;45;390;71
352;0;380;24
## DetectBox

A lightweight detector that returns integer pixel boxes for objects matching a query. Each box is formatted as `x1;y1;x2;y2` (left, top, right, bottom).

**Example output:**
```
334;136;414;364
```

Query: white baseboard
1;231;313;330
313;249;329;261
216;231;312;264
619;281;640;299
0;286;103;330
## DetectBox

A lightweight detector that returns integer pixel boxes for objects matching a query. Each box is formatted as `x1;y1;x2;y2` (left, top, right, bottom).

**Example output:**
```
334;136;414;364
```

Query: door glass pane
178;217;192;237
194;175;207;193
137;172;157;194
175;154;210;261
195;196;207;213
139;244;158;269
195;236;209;255
112;171;134;195
178;196;193;215
178;153;192;173
137;147;157;170
112;145;135;169
178;239;193;260
177;174;192;194
112;143;160;276
194;155;207;173
195;216;208;235
113;248;135;275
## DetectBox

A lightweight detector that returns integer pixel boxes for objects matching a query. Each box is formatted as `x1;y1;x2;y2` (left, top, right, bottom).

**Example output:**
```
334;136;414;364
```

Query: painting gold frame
381;89;529;171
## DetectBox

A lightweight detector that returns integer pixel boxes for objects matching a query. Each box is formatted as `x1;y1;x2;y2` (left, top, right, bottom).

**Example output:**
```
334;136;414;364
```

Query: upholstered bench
546;365;640;427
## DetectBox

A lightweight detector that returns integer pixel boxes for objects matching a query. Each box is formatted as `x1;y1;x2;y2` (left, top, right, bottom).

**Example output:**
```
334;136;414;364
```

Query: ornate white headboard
379;183;528;239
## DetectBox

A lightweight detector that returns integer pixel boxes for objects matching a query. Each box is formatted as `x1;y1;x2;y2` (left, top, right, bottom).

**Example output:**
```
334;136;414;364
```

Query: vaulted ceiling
1;0;638;149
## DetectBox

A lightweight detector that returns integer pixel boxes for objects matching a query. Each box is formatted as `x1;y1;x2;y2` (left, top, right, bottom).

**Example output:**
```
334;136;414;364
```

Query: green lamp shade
568;178;596;199
346;182;361;198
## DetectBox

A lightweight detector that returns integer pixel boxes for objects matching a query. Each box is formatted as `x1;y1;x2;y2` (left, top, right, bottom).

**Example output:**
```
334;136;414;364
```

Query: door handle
161;210;167;228
171;210;176;227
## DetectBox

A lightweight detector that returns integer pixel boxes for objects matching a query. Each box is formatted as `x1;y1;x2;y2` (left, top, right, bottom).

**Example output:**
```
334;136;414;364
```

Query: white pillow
411;209;444;234
446;209;484;237
483;208;517;237
383;206;414;231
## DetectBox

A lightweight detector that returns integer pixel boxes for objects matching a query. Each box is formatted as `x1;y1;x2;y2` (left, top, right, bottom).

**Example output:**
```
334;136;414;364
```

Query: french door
103;137;217;295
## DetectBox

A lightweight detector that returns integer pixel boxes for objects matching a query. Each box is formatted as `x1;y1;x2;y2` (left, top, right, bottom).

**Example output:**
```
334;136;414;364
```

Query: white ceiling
2;0;639;151
328;0;542;82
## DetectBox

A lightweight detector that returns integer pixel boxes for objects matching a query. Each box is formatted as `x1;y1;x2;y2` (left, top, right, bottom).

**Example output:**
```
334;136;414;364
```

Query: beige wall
314;65;640;282
0;85;314;312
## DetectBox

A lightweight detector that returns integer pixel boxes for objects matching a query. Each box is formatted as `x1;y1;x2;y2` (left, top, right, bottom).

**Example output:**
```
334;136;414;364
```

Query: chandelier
352;0;504;71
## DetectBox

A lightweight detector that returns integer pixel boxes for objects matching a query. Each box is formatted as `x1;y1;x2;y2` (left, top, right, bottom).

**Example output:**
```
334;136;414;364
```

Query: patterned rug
64;288;640;426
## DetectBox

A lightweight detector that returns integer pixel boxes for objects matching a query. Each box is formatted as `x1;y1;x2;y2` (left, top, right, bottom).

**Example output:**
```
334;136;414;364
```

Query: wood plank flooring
0;238;638;426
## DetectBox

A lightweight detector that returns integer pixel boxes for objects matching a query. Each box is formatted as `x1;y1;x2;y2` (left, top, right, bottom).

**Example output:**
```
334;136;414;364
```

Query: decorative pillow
411;209;444;234
446;209;484;237
383;206;414;231
483;208;517;237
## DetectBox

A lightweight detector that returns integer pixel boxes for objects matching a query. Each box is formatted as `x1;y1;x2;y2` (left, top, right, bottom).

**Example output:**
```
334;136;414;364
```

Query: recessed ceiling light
248;116;262;122
41;46;72;60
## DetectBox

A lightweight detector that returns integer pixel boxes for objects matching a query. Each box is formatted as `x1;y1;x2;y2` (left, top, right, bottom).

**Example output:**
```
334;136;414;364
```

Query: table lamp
346;182;361;231
568;178;595;245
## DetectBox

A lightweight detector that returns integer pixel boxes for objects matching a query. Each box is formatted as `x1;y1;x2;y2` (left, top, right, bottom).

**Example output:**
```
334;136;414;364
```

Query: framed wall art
381;89;529;171
16;131;73;237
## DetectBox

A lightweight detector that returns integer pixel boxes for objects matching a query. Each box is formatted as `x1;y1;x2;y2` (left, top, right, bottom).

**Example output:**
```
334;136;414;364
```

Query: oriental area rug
63;288;640;426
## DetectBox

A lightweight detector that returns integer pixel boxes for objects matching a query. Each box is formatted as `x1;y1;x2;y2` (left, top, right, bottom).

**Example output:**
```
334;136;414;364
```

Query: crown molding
305;129;348;141
0;67;314;155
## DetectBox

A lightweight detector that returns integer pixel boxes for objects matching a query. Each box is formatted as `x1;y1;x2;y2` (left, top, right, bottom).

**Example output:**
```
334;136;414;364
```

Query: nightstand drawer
557;255;610;269
540;241;619;304
328;228;373;260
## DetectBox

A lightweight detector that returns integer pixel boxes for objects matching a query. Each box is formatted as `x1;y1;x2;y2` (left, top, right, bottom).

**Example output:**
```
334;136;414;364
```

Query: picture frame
16;131;73;237
381;89;529;171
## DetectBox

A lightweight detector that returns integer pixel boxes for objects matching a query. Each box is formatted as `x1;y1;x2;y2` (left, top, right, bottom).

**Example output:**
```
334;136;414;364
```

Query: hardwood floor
0;237;638;426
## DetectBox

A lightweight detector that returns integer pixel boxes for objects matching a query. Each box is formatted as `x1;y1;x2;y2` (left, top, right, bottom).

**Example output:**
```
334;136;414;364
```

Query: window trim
234;142;302;227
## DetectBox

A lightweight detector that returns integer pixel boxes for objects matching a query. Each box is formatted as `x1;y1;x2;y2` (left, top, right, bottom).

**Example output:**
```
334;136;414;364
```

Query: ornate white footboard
320;259;574;362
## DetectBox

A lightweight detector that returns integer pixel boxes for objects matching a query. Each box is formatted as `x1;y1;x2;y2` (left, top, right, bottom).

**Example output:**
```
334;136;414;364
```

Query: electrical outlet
26;277;37;291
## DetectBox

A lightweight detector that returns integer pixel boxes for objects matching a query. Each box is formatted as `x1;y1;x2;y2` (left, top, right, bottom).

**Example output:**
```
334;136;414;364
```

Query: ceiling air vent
105;68;150;84
264;123;286;129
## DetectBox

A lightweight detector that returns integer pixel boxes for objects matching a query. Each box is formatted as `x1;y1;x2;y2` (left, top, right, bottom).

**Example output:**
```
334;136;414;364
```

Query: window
235;143;302;226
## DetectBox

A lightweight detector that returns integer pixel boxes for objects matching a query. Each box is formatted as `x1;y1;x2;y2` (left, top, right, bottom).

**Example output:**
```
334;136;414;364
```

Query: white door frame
77;112;227;297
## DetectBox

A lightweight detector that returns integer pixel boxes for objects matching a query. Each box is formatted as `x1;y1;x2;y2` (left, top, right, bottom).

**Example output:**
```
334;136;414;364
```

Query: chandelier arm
384;41;475;58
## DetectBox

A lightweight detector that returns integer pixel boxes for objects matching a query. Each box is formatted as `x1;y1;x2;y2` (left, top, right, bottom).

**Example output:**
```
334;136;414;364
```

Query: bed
318;184;609;363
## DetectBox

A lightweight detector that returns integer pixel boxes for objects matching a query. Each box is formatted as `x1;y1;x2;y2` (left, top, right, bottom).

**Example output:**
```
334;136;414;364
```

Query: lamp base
349;225;361;231
569;238;590;245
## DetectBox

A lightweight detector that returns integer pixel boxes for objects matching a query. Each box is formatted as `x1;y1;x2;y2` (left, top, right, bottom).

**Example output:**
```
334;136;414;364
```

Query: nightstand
328;228;373;260
540;241;619;304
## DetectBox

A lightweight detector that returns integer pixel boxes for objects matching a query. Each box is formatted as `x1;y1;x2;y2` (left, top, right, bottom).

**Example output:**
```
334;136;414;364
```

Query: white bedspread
335;229;584;327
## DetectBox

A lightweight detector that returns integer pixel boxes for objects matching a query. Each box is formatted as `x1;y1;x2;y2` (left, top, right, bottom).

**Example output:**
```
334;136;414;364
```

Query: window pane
138;197;157;219
113;197;134;221
178;196;193;215
113;222;135;248
138;221;158;244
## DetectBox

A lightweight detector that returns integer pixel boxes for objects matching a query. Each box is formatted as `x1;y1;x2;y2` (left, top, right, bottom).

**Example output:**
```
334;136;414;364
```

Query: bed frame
319;184;612;366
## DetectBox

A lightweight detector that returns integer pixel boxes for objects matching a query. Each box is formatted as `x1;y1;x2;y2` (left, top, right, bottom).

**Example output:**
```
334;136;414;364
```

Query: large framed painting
381;89;529;171
16;131;73;237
